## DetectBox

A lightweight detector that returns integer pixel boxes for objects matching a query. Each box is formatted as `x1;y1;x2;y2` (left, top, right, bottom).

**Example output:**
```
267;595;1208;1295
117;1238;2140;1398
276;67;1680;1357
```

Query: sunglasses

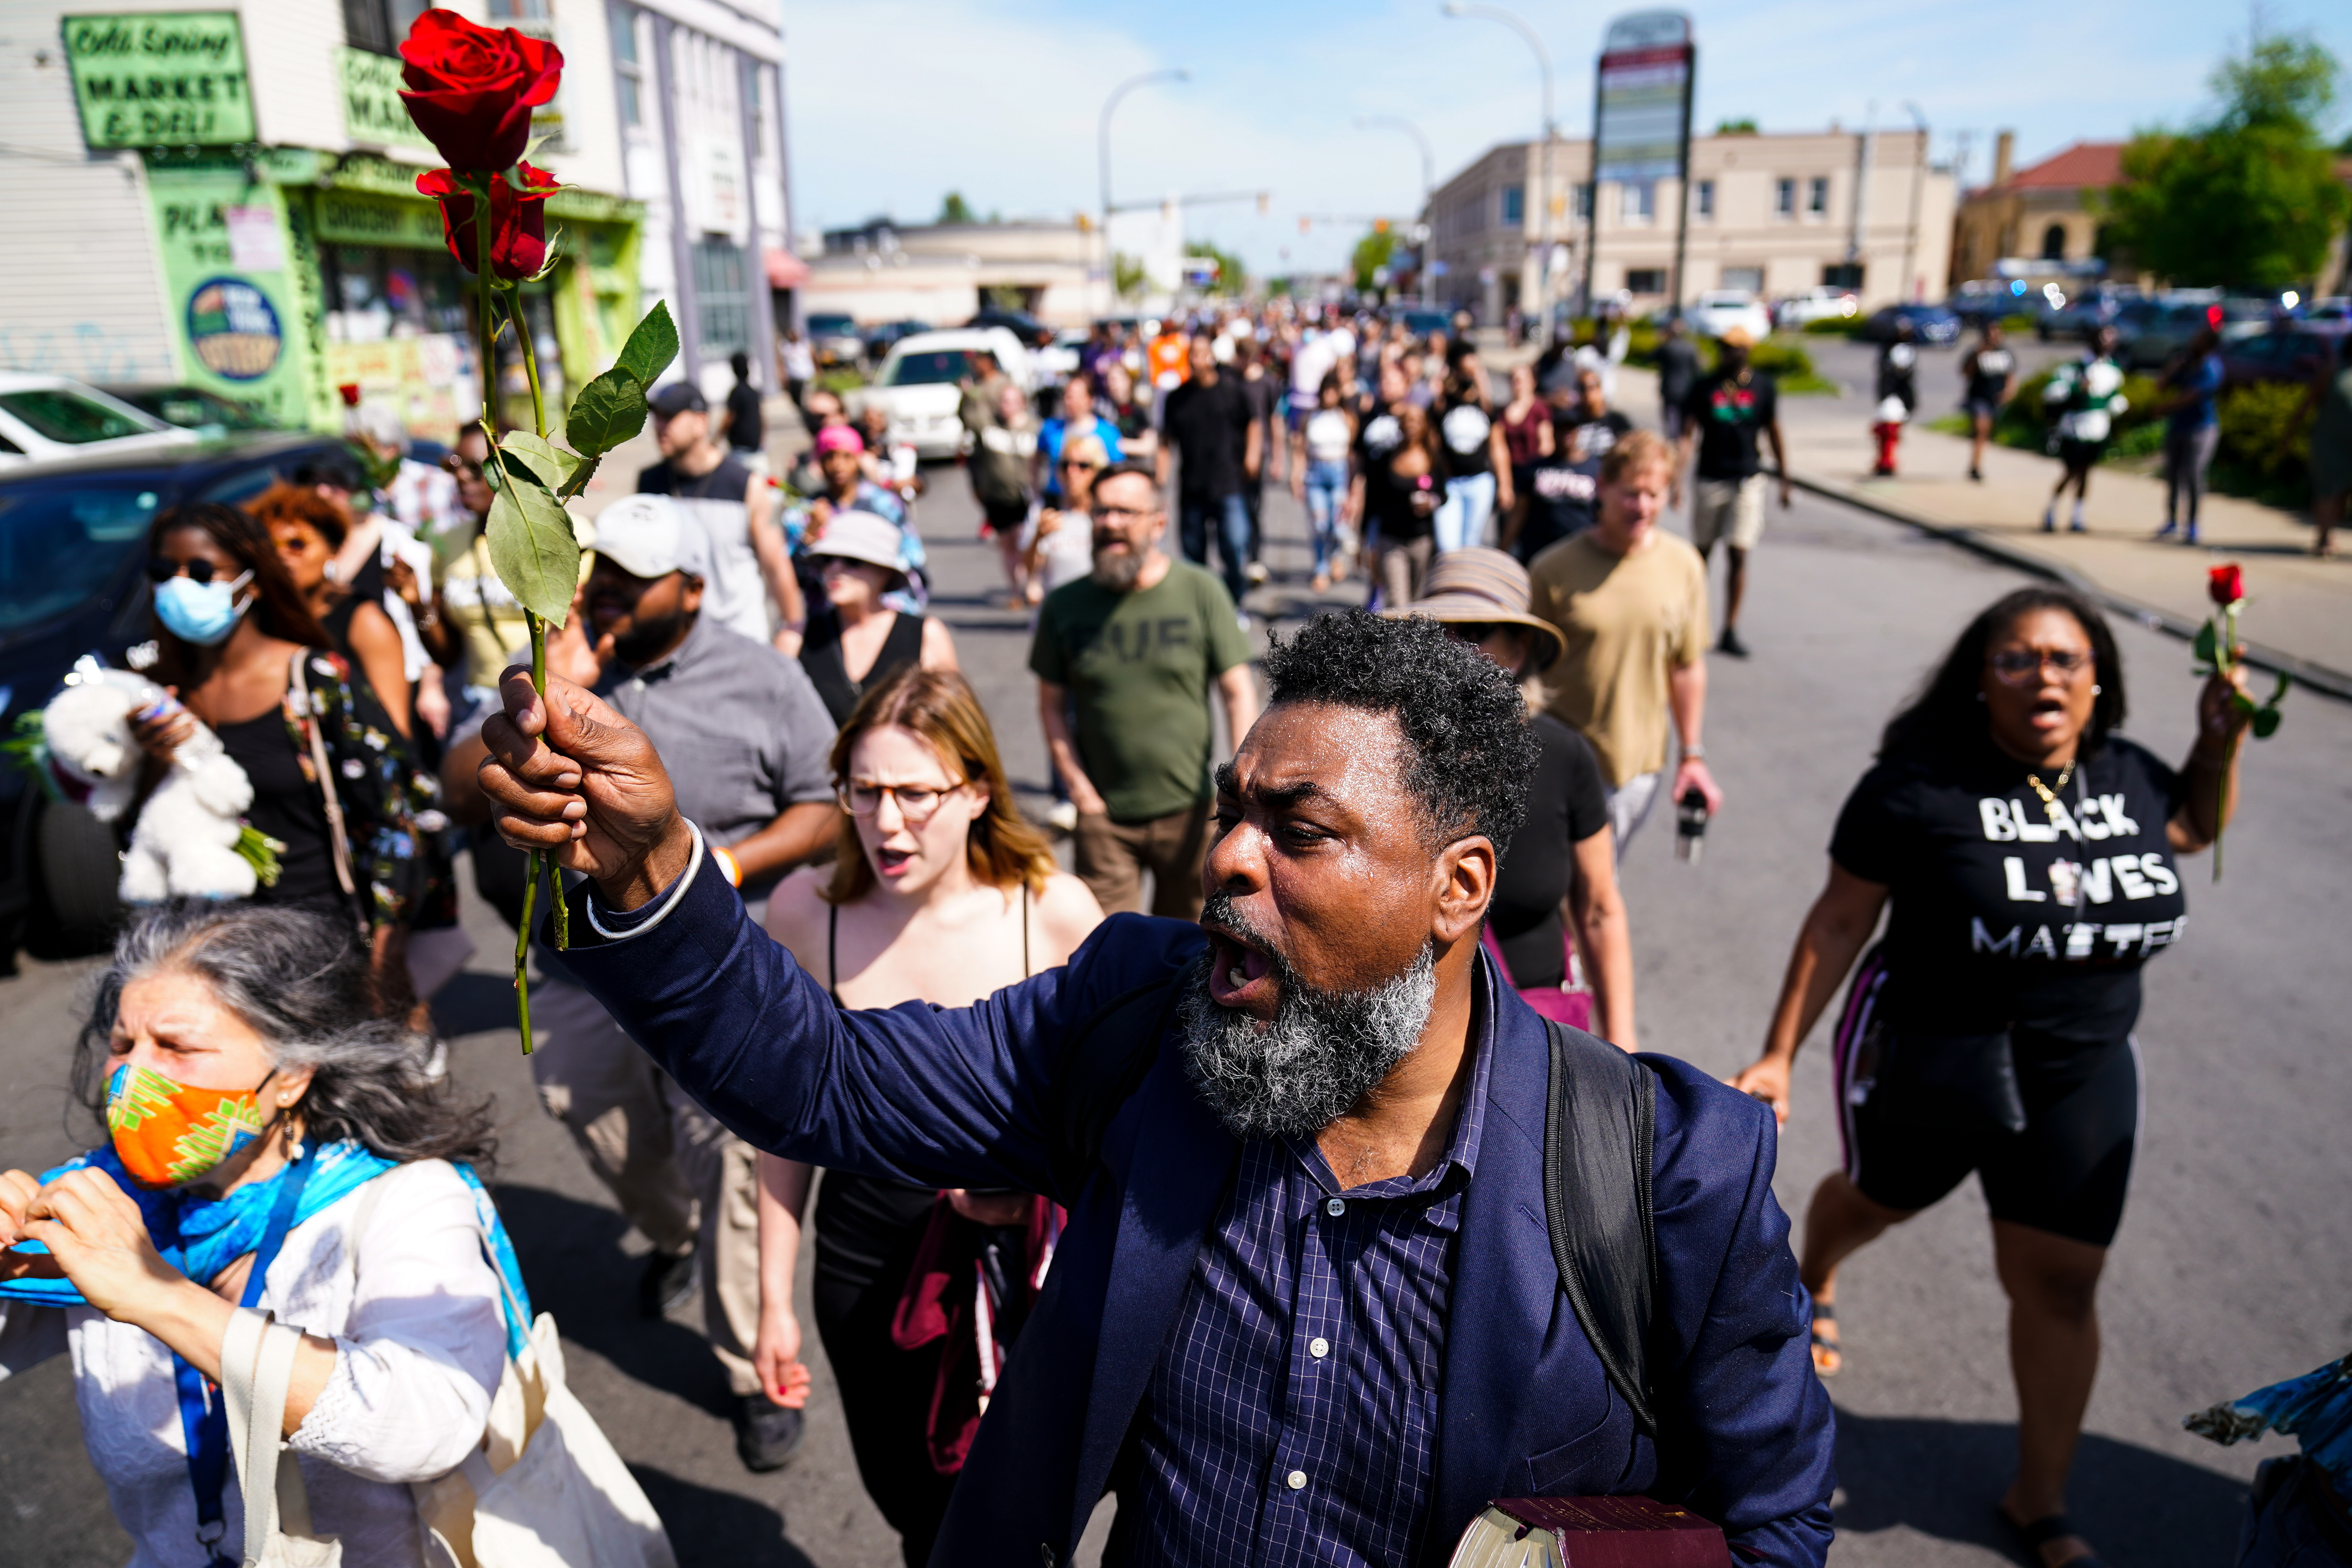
147;557;249;586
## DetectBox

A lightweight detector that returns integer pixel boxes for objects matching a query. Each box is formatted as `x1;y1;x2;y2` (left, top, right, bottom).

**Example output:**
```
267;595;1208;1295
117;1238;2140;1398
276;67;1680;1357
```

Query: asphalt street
0;442;2346;1568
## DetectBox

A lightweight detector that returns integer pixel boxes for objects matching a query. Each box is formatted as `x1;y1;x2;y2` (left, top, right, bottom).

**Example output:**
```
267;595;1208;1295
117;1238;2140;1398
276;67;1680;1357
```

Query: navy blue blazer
560;858;1835;1566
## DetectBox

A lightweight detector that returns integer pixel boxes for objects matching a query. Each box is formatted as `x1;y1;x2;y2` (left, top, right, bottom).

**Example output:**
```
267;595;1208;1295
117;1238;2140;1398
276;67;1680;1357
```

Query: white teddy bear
41;668;260;904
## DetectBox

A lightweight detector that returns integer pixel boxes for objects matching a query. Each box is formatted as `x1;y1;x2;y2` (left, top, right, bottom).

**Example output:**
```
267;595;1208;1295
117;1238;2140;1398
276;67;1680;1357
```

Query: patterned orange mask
105;1062;274;1189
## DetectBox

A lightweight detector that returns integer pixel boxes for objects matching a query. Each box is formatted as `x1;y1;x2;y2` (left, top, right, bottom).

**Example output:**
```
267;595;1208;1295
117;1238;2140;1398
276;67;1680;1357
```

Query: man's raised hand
477;666;693;909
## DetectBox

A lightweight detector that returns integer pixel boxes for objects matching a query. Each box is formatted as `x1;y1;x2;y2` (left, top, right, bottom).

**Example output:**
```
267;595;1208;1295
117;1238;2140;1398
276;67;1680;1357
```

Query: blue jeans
1303;459;1350;577
1179;492;1252;606
1434;469;1497;553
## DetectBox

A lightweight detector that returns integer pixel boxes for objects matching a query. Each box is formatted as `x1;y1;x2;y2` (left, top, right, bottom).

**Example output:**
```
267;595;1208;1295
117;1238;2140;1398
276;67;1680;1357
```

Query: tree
2100;35;2350;290
1714;118;1759;135
1112;251;1148;302
937;191;976;225
1185;239;1247;294
1351;228;1397;296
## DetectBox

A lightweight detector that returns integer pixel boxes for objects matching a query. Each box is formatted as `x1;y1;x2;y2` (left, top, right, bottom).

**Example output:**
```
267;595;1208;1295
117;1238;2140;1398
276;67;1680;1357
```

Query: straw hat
1381;547;1566;670
806;509;909;574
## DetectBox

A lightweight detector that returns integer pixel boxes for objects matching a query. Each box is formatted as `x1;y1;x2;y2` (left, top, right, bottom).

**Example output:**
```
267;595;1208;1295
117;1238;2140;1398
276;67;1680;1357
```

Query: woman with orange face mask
0;902;534;1568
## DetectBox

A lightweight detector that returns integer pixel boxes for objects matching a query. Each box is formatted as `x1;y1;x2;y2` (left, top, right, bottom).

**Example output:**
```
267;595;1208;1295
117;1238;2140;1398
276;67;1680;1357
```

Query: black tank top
799;609;925;728
811;888;1033;1294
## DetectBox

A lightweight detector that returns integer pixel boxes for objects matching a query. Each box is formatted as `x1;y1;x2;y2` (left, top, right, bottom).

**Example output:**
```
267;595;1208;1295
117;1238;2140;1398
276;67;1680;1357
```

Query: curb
1790;474;2352;704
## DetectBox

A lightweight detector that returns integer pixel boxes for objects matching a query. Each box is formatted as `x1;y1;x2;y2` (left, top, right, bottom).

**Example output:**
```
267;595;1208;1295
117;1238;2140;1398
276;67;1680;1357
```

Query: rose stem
503;290;568;949
2214;601;2239;883
473;179;540;1051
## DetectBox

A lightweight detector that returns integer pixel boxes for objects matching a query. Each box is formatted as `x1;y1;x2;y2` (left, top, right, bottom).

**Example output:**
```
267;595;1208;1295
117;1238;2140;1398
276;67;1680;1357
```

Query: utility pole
1444;4;1553;332
1357;115;1436;306
1902;102;1929;303
1668;42;1698;317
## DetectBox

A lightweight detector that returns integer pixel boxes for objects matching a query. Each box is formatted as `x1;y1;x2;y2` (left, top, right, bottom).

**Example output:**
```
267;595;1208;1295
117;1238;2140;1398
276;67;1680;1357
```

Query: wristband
1681;745;1706;761
712;844;744;888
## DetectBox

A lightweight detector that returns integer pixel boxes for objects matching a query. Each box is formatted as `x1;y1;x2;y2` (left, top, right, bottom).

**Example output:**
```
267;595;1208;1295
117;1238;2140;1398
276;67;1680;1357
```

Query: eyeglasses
147;557;249;586
837;779;966;824
1062;459;1103;473
1988;648;2095;684
1089;505;1154;525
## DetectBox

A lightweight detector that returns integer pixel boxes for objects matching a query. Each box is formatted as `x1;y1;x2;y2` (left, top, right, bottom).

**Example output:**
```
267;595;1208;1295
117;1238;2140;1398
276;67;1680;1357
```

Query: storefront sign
314;187;447;250
336;46;433;152
146;164;316;426
61;11;254;148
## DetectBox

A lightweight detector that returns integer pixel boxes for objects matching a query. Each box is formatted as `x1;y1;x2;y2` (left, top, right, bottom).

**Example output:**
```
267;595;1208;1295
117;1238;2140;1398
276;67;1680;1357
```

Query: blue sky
779;0;2352;278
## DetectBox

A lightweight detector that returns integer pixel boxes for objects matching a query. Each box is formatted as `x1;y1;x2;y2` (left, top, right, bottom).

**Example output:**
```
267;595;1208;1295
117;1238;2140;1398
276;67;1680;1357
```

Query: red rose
2208;563;2245;606
418;164;555;281
397;9;561;172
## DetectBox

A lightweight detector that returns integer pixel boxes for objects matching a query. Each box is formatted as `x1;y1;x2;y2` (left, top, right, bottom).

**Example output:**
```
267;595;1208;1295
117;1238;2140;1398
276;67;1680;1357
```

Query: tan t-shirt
1528;530;1710;786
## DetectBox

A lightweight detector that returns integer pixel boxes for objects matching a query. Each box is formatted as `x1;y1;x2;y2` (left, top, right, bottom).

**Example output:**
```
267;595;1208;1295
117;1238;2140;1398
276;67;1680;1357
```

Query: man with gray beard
1029;462;1259;920
476;610;1835;1568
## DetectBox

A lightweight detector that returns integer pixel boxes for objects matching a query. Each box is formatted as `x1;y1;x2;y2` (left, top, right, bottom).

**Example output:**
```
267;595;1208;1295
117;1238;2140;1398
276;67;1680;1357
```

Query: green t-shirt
1029;560;1252;823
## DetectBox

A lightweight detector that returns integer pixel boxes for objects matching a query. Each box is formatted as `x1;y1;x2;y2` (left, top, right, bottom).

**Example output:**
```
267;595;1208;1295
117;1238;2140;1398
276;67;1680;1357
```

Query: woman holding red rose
1730;585;2256;1568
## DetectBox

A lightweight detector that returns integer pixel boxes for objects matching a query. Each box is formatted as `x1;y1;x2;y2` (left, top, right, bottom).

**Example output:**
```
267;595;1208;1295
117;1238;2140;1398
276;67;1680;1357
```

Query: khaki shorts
1691;475;1767;554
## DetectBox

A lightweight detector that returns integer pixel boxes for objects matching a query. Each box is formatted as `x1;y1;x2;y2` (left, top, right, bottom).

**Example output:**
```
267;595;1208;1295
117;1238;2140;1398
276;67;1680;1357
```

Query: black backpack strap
1542;1019;1659;1436
1043;958;1198;1200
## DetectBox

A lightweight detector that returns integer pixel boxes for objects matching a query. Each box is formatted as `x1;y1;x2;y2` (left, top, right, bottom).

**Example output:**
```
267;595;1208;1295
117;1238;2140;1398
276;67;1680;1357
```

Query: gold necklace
2022;756;2076;818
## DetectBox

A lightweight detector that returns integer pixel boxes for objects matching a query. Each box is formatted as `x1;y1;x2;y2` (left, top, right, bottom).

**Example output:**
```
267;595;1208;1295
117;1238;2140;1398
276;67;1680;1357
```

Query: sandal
1808;1299;1841;1378
2003;1509;2109;1568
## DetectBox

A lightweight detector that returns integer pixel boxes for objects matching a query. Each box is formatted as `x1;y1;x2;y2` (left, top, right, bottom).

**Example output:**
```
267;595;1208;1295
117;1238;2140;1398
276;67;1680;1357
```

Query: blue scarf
1;1139;532;1361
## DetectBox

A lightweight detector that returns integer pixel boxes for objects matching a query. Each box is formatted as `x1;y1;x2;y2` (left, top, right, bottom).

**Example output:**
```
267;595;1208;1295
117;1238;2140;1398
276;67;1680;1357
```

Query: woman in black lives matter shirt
1731;584;2258;1568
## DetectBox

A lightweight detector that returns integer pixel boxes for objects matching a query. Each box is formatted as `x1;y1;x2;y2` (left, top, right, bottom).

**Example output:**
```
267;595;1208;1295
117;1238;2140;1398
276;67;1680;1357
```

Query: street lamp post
1356;115;1436;306
1443;2;1553;334
1901;101;1929;305
1098;69;1189;318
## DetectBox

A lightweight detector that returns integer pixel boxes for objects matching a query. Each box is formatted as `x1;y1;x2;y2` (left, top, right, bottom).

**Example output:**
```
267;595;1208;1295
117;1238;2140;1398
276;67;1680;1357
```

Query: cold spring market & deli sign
62;12;255;149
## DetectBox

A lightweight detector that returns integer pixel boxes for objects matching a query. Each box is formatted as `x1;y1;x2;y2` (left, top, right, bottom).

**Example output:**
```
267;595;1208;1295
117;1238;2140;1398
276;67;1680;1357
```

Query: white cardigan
0;1159;508;1568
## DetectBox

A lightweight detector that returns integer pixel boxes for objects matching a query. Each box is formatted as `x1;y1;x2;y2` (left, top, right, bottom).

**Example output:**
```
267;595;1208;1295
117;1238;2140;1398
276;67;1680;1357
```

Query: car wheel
28;797;125;959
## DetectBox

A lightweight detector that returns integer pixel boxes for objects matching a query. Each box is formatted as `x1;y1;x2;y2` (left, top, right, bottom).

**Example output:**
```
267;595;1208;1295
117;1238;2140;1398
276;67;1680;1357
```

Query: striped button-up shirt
1123;968;1497;1565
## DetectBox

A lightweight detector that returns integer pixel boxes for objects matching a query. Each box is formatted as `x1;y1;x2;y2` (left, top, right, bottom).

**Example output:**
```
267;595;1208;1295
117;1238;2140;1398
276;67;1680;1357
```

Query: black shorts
2057;436;2107;474
1831;952;2141;1247
1962;398;2000;423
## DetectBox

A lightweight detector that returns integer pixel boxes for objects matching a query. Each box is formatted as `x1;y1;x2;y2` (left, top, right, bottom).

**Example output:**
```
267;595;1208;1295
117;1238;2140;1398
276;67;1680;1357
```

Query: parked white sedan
1681;290;1775;343
847;328;1033;461
0;374;199;468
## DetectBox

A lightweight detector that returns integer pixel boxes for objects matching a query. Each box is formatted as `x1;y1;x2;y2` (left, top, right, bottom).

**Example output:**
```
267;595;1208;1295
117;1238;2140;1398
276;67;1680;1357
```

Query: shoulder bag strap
221;1307;310;1564
1541;1018;1659;1436
287;648;362;920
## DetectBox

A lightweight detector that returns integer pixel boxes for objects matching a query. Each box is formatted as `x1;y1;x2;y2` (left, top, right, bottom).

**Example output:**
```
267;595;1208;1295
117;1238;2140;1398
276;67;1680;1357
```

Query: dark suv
0;433;347;967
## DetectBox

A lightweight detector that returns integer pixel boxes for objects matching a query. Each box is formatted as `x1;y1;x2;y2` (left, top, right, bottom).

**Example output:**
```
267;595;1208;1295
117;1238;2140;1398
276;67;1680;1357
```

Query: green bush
2216;380;2310;485
2000;313;2039;334
1801;314;1871;336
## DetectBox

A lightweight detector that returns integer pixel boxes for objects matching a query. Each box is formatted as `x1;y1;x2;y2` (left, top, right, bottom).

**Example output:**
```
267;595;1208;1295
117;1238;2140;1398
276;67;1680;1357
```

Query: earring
2091;684;2103;694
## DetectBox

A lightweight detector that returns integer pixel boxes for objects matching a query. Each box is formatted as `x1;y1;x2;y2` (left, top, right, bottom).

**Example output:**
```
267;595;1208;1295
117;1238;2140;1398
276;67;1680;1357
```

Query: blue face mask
153;570;254;647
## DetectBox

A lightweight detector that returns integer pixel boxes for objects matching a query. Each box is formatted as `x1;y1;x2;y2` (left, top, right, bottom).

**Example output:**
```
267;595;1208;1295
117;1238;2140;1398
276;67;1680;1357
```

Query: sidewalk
1610;363;2352;699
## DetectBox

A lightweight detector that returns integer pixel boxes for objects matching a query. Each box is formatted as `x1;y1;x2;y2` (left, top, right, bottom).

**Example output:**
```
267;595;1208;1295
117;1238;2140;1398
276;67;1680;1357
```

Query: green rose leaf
2192;619;2219;666
615;301;680;389
2230;690;2259;714
498;431;582;493
2270;671;2292;704
485;459;581;627
2251;706;2282;739
565;368;647;458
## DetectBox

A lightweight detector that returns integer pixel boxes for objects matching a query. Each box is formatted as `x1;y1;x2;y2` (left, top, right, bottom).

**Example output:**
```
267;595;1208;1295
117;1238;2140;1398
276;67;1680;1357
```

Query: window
1721;266;1764;294
1695;180;1715;220
1624;269;1666;294
2042;223;2068;261
1774;178;1795;218
1574;183;1594;220
1621;182;1654;223
341;0;429;54
1808;177;1829;217
694;238;751;356
609;2;644;128
486;0;548;14
1822;263;1864;289
1500;185;1524;225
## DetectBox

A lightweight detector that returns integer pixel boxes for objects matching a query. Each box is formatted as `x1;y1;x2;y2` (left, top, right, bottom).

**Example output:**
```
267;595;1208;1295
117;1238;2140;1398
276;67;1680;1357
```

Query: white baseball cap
591;494;712;582
806;509;909;575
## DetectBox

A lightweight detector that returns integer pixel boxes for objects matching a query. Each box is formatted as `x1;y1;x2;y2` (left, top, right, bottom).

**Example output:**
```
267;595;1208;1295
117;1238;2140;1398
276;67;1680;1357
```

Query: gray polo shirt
595;610;837;902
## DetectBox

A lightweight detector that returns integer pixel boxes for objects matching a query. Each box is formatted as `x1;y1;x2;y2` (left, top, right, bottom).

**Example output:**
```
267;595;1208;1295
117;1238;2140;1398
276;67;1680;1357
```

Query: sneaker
1310;571;1332;594
734;1394;806;1473
1046;800;1078;833
1246;561;1270;586
2069;516;2088;534
1968;467;1983;483
2041;510;2056;533
639;1250;695;1318
1717;626;1750;659
2183;526;2200;546
2155;521;2178;539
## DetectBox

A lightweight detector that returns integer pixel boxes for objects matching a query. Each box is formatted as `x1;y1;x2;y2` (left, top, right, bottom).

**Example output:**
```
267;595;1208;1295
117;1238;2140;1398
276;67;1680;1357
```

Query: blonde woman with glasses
755;666;1100;1566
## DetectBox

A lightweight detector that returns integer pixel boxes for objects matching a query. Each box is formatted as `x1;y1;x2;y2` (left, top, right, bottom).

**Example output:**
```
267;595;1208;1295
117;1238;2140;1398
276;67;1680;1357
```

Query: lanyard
171;1140;314;1568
